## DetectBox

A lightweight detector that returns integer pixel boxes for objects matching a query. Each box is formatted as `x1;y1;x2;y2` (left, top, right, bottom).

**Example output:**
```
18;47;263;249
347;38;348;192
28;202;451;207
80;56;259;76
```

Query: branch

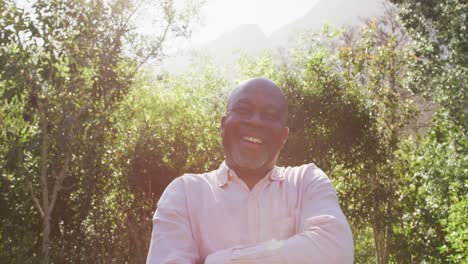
38;102;50;219
47;153;71;217
133;19;172;73
120;0;146;32
27;180;45;219
110;0;146;53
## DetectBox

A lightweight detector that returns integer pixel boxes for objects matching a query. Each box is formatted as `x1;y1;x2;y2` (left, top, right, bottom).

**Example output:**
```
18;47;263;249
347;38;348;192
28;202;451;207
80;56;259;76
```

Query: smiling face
221;78;289;177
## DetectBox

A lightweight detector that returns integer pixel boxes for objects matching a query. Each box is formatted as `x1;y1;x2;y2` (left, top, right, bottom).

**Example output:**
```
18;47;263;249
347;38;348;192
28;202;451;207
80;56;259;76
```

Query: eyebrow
232;99;251;106
233;98;284;113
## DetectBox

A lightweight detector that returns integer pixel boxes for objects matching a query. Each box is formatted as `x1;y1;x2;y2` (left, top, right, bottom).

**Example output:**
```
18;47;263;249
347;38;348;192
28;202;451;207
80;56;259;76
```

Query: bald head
227;77;288;123
221;77;290;177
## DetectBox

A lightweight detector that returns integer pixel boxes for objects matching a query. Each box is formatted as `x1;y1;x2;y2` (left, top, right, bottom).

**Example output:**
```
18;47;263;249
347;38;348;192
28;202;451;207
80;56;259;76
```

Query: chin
232;152;268;170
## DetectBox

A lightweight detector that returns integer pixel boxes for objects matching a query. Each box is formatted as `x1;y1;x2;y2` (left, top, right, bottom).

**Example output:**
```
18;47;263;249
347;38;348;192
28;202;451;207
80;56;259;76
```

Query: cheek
267;131;287;150
223;127;240;143
223;118;241;133
270;127;287;141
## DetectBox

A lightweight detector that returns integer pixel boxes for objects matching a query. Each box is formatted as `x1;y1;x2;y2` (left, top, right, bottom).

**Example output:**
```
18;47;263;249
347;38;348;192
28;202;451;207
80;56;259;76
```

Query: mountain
207;24;270;57
159;24;269;73
158;0;387;74
270;0;386;46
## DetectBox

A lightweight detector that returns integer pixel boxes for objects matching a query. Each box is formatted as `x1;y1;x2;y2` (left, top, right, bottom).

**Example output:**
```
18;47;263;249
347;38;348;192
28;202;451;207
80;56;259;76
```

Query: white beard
230;144;269;170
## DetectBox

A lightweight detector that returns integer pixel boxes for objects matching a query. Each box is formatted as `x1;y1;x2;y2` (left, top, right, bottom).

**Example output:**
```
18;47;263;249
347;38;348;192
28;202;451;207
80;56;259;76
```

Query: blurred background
1;0;466;263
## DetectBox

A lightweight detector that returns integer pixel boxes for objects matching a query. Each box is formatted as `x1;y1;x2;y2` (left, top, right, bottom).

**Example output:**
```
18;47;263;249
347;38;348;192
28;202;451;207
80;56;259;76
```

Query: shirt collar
216;161;284;187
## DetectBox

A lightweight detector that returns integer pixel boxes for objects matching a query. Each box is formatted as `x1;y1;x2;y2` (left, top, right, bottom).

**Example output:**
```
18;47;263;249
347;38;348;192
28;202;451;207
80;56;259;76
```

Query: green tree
393;114;467;263
388;1;467;262
389;0;467;128
114;63;227;262
237;17;416;262
0;0;201;262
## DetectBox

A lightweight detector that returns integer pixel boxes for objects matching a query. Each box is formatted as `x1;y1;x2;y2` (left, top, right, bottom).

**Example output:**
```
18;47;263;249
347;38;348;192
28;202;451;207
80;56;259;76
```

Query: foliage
389;0;467;129
393;114;467;263
1;0;466;263
442;185;468;263
337;14;419;264
387;1;467;262
239;11;417;263
0;0;201;262
112;63;228;262
353;226;376;263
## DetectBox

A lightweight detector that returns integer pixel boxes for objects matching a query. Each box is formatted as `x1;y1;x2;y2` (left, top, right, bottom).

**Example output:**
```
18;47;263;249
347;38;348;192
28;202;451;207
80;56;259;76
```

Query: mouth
241;136;263;144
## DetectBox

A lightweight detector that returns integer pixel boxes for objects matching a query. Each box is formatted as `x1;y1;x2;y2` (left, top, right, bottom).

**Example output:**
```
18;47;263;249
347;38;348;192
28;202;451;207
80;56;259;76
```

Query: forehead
229;82;286;110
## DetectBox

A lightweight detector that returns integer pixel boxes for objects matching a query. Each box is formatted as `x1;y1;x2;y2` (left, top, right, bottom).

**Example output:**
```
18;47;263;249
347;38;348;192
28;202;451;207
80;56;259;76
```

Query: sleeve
205;167;354;264
146;177;200;264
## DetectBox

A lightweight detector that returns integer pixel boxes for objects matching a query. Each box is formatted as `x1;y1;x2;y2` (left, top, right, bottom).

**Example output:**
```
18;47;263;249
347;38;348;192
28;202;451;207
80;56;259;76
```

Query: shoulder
279;163;334;191
280;164;339;203
157;169;217;207
178;168;218;186
164;169;218;193
280;163;329;182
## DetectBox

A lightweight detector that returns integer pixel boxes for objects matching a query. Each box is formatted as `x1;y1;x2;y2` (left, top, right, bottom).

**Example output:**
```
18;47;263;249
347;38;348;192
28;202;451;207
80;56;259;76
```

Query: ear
220;115;227;136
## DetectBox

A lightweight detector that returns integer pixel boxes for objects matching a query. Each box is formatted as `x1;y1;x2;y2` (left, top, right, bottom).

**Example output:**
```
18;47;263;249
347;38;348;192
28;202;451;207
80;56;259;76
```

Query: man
146;77;354;263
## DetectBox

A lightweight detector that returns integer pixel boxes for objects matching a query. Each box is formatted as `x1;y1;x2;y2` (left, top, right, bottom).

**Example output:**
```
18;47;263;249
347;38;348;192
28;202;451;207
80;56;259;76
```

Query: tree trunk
37;103;71;264
372;204;391;264
373;224;385;264
41;218;51;264
39;105;50;264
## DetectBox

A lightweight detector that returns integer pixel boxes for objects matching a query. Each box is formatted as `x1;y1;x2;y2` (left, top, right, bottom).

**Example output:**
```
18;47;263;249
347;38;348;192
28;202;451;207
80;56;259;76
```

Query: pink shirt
146;162;353;263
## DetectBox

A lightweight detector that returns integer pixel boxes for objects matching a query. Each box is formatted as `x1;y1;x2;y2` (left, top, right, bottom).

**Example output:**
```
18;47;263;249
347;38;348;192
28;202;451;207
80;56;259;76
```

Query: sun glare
191;0;320;44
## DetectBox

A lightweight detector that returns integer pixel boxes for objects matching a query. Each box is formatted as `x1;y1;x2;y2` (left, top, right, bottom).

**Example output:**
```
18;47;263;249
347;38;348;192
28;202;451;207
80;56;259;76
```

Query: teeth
242;136;263;144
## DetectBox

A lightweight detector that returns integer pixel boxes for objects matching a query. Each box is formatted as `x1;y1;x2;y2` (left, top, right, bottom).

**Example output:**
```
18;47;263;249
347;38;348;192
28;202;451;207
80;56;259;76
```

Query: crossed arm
146;176;354;264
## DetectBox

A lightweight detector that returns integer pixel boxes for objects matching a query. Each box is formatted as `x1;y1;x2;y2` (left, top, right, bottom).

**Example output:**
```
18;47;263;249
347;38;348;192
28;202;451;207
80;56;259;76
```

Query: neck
241;174;264;190
227;162;274;190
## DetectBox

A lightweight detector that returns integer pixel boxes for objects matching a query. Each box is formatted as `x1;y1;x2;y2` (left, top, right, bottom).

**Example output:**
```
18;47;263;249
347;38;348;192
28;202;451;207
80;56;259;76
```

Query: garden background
1;0;466;263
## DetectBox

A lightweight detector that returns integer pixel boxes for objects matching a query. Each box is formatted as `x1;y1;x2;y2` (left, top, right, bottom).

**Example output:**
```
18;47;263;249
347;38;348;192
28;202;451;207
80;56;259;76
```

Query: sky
190;0;320;44
15;0;321;46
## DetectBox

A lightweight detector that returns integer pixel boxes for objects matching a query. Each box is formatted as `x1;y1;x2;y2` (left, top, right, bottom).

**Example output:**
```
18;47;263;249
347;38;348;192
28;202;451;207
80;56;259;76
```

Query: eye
262;112;279;121
233;107;250;115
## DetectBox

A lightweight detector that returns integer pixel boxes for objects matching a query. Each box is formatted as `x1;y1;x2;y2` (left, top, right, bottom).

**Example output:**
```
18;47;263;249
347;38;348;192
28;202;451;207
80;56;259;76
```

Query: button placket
248;180;267;243
246;192;256;242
